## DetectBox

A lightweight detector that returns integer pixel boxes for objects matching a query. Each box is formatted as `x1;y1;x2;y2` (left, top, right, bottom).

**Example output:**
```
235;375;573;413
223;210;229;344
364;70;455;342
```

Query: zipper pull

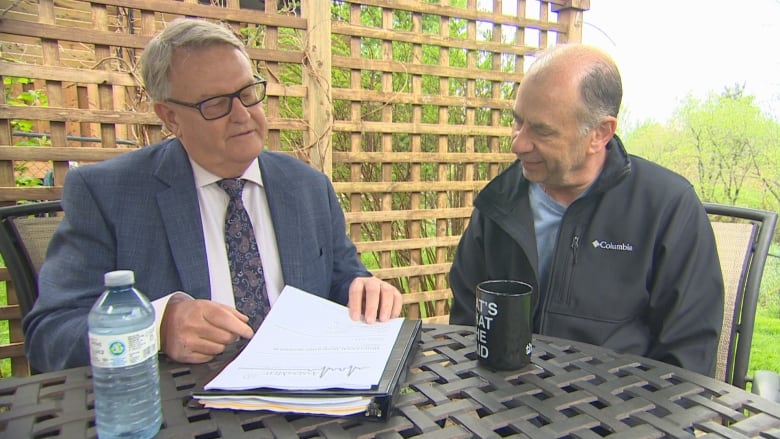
571;235;580;264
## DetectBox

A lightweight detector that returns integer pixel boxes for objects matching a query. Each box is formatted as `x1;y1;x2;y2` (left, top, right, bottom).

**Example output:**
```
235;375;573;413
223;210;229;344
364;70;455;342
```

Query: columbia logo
591;240;634;252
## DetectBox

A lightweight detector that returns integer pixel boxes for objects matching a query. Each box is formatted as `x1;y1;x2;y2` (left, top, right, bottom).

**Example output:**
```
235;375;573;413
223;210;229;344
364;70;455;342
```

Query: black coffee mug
475;280;534;370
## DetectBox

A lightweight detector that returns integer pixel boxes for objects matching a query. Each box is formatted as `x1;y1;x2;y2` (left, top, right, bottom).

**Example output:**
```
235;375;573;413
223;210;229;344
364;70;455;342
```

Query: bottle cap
104;270;135;287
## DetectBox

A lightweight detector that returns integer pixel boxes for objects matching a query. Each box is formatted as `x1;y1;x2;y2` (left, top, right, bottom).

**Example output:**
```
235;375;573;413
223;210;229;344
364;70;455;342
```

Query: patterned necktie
217;178;270;330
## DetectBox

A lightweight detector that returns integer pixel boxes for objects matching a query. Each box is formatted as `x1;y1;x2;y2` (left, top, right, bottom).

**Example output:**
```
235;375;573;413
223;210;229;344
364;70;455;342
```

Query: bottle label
89;325;157;368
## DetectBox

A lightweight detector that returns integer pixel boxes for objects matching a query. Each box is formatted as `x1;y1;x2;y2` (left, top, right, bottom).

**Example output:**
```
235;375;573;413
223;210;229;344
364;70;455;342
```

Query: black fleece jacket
449;135;724;376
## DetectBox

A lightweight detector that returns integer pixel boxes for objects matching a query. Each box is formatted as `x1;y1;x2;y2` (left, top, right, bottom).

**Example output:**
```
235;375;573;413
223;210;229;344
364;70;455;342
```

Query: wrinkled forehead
514;71;581;119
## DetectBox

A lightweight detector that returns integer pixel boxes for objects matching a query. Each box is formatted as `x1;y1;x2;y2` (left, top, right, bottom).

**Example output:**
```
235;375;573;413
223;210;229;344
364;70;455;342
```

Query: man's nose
228;96;251;120
511;128;532;154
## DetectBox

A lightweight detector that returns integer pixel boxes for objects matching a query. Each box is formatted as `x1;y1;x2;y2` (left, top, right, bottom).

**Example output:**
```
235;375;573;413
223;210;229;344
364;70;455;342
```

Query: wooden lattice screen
0;0;587;376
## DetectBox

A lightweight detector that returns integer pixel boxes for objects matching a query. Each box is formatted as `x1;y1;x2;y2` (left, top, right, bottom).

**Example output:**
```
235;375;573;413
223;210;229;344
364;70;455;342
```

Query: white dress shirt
152;157;283;340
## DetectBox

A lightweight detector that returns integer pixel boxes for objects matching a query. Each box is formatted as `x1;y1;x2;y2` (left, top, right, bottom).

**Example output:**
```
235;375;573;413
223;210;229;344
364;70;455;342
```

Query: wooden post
302;1;333;176
550;0;590;43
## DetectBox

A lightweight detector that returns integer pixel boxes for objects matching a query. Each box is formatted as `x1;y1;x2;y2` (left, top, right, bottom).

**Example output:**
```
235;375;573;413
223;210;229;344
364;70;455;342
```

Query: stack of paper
195;394;372;416
193;285;416;417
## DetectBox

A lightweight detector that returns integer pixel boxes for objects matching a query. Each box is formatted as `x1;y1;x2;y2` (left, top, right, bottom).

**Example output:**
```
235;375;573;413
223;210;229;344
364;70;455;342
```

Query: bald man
449;44;724;376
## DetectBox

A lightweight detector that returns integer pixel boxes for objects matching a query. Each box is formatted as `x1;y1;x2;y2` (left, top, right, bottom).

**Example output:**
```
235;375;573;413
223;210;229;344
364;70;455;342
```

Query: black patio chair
0;200;63;319
705;202;778;401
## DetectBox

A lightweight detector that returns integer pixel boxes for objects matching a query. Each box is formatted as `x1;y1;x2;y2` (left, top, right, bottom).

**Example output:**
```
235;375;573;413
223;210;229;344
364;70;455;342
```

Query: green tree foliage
4;76;50;187
623;85;780;212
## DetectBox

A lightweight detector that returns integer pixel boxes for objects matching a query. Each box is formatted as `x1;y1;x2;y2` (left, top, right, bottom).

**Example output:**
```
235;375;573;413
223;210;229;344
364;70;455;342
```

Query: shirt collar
190;157;263;188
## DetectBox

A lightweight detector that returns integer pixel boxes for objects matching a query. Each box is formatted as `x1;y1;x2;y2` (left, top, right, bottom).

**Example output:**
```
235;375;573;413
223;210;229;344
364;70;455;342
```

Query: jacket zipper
571;234;580;265
561;228;581;305
539;227;581;331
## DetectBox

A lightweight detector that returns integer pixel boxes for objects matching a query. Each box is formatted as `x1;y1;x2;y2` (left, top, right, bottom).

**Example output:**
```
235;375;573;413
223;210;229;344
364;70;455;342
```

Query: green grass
1;281;10;378
751;313;780;372
749;245;780;378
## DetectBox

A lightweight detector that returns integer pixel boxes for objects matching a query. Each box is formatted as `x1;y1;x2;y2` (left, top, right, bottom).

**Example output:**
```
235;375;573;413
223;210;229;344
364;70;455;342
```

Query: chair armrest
752;370;780;403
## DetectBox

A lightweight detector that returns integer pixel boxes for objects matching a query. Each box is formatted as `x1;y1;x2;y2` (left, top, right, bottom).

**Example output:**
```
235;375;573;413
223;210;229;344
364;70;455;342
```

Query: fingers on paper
363;281;383;324
203;303;254;340
348;277;402;324
383;283;403;321
347;278;367;321
173;337;225;364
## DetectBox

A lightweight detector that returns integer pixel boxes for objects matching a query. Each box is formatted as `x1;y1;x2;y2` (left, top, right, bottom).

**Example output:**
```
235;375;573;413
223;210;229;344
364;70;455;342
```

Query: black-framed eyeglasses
166;75;267;120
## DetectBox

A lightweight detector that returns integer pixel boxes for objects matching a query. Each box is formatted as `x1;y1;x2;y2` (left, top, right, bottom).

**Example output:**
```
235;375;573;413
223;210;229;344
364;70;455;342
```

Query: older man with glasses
23;18;403;373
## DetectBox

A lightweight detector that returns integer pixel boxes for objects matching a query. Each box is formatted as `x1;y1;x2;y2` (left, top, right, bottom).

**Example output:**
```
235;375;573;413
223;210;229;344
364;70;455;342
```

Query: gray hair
577;59;622;135
527;45;622;136
140;18;250;102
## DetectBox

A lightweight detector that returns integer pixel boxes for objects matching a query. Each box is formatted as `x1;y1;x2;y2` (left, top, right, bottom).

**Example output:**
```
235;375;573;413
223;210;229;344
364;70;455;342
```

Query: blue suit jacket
23;138;370;372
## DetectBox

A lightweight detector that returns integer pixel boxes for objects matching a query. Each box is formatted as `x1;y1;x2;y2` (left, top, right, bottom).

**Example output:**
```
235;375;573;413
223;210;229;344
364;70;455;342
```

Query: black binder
192;318;421;420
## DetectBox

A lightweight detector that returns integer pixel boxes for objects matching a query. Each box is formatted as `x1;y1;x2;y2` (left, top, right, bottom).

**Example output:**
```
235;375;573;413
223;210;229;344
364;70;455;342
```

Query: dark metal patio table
2;324;780;438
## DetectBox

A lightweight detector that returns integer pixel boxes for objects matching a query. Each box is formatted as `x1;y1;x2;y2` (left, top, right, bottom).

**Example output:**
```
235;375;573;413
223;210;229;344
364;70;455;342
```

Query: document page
205;285;404;391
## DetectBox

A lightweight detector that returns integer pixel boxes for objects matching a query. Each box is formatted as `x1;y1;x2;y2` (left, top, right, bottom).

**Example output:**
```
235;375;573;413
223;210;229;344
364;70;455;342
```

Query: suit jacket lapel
153;140;211;299
259;154;306;287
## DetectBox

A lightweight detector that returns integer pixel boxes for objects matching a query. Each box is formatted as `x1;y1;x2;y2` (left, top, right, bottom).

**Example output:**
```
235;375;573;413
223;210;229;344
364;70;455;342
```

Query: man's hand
160;299;254;363
347;277;403;323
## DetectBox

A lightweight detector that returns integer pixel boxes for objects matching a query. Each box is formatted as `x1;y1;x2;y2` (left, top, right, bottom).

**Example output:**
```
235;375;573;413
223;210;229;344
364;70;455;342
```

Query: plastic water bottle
88;270;162;439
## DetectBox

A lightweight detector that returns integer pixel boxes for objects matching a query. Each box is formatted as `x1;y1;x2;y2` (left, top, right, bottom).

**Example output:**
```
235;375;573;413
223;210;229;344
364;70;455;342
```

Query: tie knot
218;178;246;199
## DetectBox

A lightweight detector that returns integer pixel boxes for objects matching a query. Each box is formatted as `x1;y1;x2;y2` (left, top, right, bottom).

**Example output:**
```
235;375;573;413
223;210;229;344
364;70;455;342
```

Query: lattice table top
2;324;779;438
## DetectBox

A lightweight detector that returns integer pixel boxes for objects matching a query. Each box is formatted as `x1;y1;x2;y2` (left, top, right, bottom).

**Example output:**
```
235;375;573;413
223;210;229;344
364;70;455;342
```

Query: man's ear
590;116;617;151
154;101;180;136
